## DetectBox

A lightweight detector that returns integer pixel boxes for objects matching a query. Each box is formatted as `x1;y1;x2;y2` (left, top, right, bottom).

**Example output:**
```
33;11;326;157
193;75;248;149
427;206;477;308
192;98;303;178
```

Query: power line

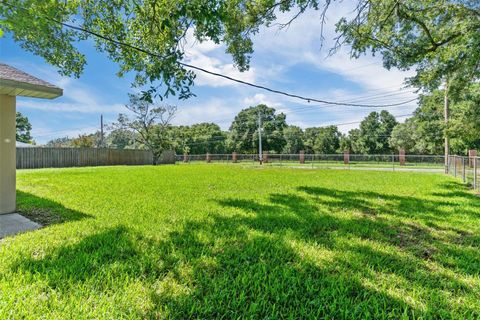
173;89;417;124
172;113;414;147
4;1;418;109
316;113;413;128
285;103;417;116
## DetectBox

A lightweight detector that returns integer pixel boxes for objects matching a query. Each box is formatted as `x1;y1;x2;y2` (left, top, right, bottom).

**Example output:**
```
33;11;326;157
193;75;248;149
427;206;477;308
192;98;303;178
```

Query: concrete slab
0;213;41;239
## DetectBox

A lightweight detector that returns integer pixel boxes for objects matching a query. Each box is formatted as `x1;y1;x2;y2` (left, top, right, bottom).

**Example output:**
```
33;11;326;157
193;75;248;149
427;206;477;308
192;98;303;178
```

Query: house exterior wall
0;94;16;214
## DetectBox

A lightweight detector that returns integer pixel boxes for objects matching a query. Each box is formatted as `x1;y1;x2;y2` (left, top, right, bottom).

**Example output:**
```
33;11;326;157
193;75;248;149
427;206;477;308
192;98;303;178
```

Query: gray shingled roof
0;63;63;99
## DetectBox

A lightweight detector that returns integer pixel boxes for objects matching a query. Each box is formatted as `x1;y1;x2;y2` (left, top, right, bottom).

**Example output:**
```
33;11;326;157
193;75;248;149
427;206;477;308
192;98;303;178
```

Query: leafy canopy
227;104;287;153
3;1;478;97
303;126;342;154
336;0;480;89
169;123;227;155
388;83;480;154
282;125;304;154
114;93;177;163
345;111;398;154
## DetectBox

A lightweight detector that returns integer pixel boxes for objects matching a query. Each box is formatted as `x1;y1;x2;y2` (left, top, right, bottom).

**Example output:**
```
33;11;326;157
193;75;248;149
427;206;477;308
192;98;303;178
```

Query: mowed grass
1;165;479;319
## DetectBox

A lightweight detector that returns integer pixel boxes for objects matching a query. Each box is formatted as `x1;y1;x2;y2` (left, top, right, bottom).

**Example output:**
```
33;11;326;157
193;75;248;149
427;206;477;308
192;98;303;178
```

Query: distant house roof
16;141;36;148
0;63;63;99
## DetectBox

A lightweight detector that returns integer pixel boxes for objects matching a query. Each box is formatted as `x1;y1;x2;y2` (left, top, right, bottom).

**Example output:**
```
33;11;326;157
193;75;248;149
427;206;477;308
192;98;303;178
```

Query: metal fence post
463;157;466;183
392;154;395;171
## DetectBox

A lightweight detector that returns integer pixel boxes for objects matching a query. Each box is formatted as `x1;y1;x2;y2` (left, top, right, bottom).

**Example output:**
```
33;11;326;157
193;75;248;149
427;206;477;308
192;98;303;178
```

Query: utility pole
258;111;263;165
444;80;449;174
100;114;104;148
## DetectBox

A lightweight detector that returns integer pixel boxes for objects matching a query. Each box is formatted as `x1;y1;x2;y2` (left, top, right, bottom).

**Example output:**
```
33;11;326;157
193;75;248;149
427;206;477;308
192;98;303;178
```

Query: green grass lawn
1;165;479;319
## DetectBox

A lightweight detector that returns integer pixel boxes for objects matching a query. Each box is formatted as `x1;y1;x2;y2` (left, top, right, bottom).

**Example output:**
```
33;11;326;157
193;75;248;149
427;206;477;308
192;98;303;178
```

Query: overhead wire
172;112;414;148
4;2;420;144
3;1;418;109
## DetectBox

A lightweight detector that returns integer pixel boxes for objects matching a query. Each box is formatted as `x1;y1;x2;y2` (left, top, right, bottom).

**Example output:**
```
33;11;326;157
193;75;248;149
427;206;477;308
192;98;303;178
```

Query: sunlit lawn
1;165;479;319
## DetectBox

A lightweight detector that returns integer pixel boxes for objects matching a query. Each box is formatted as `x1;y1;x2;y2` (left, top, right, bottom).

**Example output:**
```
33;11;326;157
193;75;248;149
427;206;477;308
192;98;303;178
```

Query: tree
16;112;32;143
303;126;342;154
408;92;445;154
356;111;398;154
114;94;176;164
314;126;342;154
303;128;320;154
45;132;103;148
389;121;417;153
335;1;480;163
336;1;480;90
168;126;192;155
283;126;304;154
342;129;363;154
3;1;478;99
171;123;227;155
71;134;97;148
106;128;136;149
448;84;480;154
399;84;480;155
1;0;285;99
227;104;287;154
45;136;73;148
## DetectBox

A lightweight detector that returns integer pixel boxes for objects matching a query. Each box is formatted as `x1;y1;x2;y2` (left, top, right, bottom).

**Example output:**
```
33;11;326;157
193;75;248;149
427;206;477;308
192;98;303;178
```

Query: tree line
6;1;480;165
44;84;480;159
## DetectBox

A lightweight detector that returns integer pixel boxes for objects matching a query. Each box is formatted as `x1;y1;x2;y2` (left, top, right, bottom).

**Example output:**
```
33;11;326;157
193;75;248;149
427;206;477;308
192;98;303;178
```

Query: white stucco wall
0;94;16;214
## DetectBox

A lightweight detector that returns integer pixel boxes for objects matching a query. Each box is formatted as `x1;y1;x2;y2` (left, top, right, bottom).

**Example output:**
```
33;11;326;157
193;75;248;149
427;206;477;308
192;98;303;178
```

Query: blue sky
1;6;418;144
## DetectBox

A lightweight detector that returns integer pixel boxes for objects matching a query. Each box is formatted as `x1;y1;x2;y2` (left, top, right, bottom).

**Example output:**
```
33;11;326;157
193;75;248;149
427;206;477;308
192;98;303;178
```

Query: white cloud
183;30;256;87
243;93;282;108
252;5;415;93
173;98;241;129
187;55;256;87
15;71;126;114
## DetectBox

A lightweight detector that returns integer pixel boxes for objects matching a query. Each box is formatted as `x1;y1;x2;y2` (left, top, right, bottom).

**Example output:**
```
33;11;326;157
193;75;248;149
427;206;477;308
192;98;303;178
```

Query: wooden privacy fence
16;147;157;169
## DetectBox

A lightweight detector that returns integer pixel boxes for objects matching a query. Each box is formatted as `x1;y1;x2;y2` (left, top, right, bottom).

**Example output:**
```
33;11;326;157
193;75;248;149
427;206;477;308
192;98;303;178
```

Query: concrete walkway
0;213;40;239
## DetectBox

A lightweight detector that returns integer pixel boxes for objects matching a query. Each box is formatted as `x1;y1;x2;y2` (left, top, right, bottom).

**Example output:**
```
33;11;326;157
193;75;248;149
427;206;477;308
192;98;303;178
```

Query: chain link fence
177;153;479;191
447;155;479;191
177;153;444;170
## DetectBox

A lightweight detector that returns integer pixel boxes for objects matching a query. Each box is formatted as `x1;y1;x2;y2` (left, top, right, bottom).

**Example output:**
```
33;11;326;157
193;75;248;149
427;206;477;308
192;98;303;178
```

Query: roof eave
0;79;63;99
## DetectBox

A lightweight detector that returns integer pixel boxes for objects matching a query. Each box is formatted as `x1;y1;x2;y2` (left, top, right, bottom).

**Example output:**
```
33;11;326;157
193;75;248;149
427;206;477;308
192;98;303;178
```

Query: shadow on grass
16;191;92;226
11;184;480;318
432;180;480;202
11;226;161;287
155;186;478;317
